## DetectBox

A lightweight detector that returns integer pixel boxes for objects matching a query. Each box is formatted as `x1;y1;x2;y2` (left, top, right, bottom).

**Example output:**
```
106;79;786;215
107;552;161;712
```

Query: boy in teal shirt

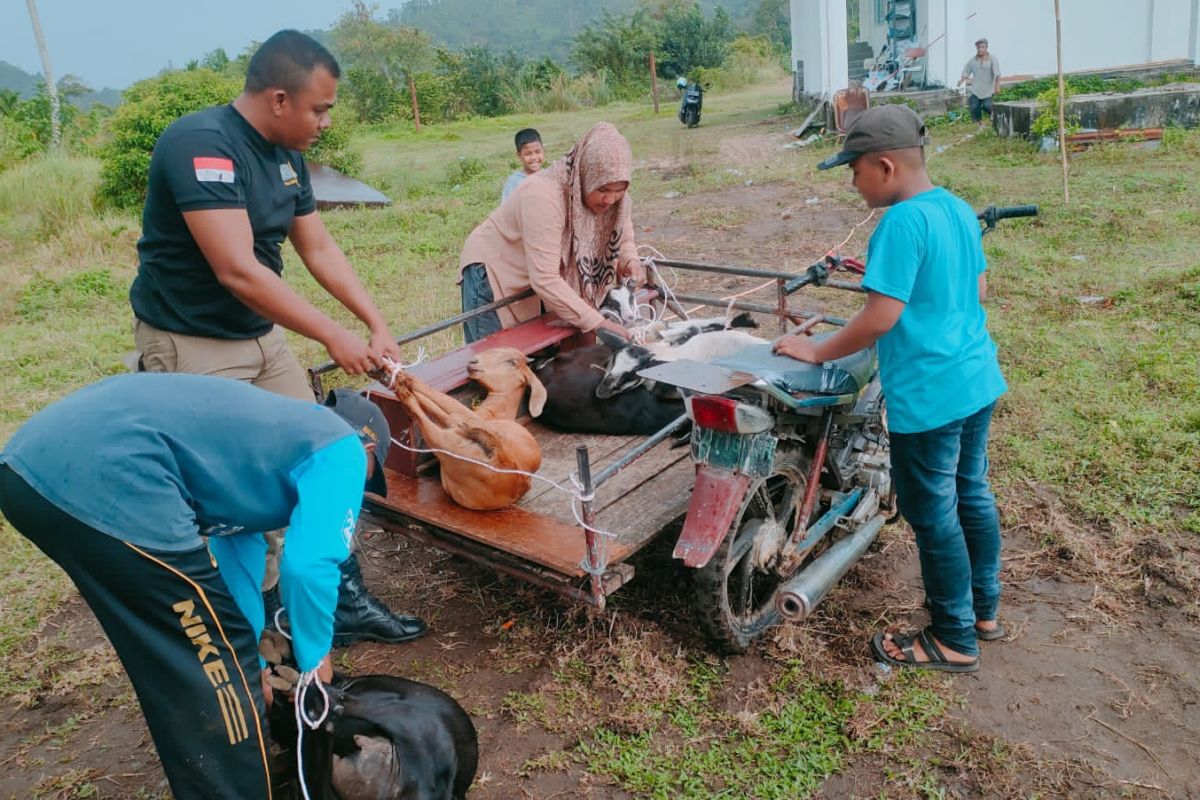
775;105;1005;672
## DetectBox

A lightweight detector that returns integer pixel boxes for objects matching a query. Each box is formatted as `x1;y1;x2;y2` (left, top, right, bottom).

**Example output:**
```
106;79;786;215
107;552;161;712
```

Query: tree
24;0;60;149
571;9;661;90
751;0;791;55
331;1;435;127
656;3;733;79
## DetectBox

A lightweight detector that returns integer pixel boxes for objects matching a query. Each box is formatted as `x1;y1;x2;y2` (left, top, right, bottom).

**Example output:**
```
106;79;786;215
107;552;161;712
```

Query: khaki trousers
133;320;314;402
134;319;316;591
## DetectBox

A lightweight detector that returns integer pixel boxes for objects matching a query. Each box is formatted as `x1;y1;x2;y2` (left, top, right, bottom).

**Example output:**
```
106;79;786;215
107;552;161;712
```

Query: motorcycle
678;79;704;128
640;204;1039;652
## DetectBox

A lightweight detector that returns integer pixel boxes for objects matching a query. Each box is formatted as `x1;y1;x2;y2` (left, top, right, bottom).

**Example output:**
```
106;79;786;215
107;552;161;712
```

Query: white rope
388;434;617;575
293;669;331;800
638;244;690;322
380;348;427;387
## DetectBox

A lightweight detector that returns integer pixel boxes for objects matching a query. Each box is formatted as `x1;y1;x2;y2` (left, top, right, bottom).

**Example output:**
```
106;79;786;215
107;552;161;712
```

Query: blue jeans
968;95;993;122
460;263;502;344
890;402;1001;657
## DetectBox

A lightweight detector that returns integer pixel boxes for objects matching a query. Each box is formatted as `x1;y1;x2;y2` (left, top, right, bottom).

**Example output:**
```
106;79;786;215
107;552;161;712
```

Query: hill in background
0;59;122;108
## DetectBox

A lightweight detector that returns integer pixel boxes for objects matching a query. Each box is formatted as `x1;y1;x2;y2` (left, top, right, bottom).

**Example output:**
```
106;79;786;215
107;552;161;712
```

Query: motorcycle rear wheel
693;454;815;653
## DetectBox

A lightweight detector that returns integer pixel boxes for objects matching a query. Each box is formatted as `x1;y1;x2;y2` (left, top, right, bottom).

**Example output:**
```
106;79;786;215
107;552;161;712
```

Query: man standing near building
129;29;423;646
957;38;1001;124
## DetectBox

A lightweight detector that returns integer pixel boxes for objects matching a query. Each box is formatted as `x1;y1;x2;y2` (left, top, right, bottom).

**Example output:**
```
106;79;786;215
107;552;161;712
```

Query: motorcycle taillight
685;394;773;434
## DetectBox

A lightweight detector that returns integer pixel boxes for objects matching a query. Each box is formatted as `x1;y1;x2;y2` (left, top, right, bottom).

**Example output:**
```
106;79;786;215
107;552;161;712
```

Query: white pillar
942;0;968;90
1190;0;1200;65
790;0;849;99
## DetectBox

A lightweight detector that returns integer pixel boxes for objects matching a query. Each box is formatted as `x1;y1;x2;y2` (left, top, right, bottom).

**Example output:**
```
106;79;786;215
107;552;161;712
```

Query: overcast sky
1;0;397;89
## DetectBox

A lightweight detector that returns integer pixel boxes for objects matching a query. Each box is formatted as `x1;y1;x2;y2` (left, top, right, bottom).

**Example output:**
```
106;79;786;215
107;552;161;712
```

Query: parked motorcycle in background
677;77;704;128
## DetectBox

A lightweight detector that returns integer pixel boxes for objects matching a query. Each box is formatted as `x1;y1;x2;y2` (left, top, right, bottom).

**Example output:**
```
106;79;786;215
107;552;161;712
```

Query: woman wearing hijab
458;122;644;343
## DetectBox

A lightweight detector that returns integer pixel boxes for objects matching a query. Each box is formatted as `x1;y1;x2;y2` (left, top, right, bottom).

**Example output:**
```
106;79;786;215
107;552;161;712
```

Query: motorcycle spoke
726;530;755;574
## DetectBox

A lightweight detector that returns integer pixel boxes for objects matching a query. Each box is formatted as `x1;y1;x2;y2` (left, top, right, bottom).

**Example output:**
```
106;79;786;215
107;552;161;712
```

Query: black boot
263;586;284;631
333;553;426;646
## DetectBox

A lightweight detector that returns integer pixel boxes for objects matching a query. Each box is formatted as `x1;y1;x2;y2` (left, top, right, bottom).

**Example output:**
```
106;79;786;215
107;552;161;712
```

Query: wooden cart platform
369;422;695;580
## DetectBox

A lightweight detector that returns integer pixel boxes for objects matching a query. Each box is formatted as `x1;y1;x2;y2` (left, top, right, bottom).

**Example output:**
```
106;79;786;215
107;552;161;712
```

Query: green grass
577;662;946;799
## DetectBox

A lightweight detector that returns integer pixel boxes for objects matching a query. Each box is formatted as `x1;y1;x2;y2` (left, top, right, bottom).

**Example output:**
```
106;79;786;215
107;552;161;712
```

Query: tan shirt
459;173;638;331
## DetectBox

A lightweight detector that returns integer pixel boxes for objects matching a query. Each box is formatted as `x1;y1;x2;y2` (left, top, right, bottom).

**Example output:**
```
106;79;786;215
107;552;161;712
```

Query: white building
790;0;1200;99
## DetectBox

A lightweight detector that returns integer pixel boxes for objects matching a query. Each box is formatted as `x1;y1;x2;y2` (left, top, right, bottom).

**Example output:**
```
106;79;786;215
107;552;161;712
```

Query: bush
307;106;363;178
343;66;406;122
0;116;42;171
97;69;241;209
1030;86;1079;139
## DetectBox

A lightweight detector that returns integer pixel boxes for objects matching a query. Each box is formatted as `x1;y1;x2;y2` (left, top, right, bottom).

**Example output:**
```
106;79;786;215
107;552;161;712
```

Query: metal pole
669;291;850;326
1054;0;1070;204
308;288;536;380
575;445;605;609
593;415;689;487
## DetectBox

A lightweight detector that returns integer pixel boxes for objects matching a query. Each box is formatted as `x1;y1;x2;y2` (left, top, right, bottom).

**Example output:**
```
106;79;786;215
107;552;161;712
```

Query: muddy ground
2;123;1198;799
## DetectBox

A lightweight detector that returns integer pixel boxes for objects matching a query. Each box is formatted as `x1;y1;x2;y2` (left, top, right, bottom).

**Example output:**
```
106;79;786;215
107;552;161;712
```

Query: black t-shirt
130;104;316;339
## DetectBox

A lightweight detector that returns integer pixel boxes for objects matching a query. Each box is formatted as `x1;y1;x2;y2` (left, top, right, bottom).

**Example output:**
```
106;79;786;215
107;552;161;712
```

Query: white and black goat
534;312;760;434
595;324;767;399
599;279;642;326
272;674;478;800
601;281;753;346
534;344;684;435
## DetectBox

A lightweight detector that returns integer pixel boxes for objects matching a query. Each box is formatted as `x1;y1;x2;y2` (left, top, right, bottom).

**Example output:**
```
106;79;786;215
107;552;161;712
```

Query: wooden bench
366;313;581;477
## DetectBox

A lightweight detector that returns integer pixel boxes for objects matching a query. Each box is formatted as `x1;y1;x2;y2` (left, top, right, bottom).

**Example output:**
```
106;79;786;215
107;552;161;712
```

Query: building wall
789;0;849;98
845;0;1200;90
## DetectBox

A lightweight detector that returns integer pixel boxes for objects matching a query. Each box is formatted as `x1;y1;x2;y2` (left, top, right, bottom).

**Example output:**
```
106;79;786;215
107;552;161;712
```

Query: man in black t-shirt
129;30;424;650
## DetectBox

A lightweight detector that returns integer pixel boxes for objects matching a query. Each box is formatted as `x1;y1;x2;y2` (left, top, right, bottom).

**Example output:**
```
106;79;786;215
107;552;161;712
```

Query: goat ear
524;364;547;417
596;328;628;350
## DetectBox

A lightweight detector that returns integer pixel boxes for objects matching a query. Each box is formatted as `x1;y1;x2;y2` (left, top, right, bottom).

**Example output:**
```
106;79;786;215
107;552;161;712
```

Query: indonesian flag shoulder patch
194;156;235;183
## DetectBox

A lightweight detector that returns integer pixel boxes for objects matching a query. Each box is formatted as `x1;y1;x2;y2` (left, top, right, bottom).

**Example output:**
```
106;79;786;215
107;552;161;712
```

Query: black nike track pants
0;464;274;800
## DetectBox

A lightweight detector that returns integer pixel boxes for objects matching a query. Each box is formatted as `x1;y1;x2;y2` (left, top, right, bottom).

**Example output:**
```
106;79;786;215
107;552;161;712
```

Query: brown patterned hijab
541;122;633;307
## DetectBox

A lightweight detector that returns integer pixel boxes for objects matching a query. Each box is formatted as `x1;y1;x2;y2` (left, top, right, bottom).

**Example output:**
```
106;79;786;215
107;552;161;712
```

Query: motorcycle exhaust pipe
775;514;886;621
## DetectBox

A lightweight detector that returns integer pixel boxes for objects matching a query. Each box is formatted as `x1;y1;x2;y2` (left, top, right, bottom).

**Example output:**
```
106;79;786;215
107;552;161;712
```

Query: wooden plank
600;458;696;554
592;444;691;516
518;424;633;506
376;471;599;577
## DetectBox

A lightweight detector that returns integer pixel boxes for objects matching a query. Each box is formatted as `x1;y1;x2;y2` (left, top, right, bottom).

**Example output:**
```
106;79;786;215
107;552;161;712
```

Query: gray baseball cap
325;388;390;497
817;105;930;170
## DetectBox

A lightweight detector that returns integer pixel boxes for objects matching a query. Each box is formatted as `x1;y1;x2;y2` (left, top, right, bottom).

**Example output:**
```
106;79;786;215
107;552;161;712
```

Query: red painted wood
672;466;751;568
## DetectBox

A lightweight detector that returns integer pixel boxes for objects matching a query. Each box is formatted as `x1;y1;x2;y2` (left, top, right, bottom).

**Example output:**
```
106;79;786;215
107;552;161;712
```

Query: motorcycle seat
711;337;877;396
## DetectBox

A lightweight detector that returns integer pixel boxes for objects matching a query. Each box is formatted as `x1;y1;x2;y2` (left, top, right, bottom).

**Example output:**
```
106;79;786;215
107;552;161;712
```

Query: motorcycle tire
685;110;699;128
693;452;817;654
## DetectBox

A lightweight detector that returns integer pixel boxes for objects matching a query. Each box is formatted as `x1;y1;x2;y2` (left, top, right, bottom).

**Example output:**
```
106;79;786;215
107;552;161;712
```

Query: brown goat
385;348;546;511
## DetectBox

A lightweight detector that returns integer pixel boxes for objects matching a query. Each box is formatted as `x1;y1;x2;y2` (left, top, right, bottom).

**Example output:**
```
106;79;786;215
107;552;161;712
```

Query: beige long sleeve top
459;173;638;331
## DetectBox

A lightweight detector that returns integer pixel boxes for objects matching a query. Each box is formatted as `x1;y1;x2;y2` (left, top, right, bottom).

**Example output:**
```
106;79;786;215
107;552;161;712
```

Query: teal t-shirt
860;187;1006;434
0;373;365;670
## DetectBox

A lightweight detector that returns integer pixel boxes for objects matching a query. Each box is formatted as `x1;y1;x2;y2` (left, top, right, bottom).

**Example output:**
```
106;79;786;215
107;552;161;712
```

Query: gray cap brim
817;150;858;170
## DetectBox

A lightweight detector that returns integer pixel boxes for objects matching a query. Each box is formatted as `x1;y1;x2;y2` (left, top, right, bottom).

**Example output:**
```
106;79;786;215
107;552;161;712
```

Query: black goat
534;344;684;435
271;674;478;800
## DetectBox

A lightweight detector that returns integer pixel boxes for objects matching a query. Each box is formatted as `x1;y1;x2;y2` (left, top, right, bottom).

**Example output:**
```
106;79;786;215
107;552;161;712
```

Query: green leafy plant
96;69;241;209
1030;85;1079;139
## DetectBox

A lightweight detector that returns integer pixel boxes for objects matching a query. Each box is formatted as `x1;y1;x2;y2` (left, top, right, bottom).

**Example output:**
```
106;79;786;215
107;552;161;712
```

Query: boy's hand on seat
773;334;820;363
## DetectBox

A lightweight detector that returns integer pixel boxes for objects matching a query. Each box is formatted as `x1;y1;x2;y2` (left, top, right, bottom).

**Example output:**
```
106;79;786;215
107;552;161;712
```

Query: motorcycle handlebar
977;204;1039;228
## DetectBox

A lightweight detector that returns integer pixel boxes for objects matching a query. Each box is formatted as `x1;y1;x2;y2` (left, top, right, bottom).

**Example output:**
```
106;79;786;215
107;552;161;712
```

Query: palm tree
25;0;61;149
